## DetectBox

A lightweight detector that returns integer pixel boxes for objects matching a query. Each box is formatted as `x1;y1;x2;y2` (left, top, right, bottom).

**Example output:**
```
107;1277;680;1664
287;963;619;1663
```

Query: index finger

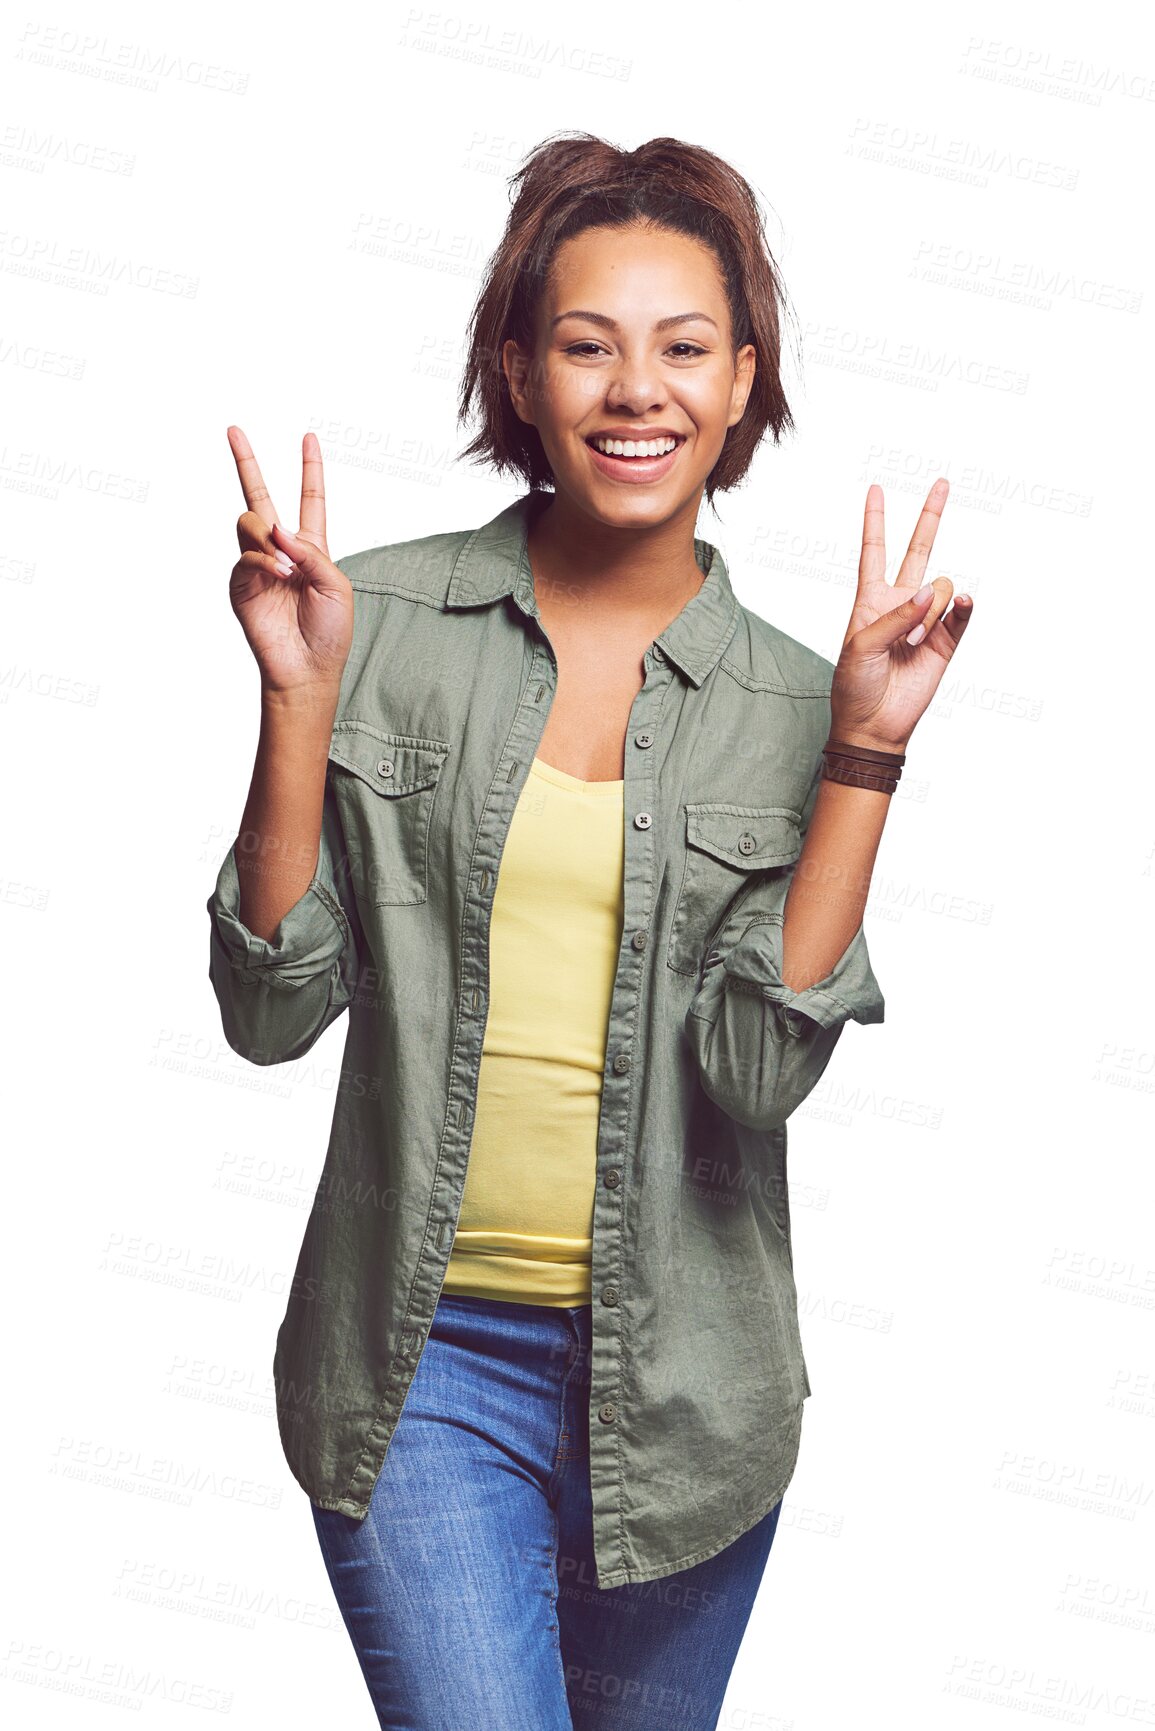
894;476;949;593
299;431;326;544
227;425;280;529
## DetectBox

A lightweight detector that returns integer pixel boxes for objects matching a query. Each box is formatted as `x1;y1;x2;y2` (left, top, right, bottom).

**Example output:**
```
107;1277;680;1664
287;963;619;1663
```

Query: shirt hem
588;1408;804;1589
284;1400;806;1586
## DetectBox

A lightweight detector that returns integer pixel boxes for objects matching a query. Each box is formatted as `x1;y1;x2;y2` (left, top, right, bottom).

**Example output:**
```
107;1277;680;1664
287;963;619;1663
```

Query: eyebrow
551;309;719;333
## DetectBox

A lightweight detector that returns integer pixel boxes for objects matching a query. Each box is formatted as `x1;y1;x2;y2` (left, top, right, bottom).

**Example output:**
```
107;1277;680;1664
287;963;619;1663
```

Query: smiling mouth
585;434;686;459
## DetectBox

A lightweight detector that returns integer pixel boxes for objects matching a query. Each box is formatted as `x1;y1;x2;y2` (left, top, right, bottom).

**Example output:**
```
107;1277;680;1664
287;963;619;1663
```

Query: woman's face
503;222;755;529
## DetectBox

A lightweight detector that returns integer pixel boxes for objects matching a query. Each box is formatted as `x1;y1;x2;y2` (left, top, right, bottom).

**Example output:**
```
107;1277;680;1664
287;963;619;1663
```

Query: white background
3;0;1153;1725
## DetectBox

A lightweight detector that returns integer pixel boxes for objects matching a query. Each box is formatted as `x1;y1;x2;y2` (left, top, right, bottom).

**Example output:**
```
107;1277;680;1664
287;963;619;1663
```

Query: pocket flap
328;720;449;797
685;803;803;870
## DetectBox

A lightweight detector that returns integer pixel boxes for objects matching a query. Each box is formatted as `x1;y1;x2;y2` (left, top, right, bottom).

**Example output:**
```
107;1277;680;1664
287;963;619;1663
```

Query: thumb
857;580;938;653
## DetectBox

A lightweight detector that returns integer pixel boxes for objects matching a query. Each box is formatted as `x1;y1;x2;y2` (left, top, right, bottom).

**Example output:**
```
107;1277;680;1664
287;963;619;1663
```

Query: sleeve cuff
207;842;350;989
717;911;885;1035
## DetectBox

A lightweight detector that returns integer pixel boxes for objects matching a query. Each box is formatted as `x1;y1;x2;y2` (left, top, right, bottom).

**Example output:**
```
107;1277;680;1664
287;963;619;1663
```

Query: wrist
261;679;343;716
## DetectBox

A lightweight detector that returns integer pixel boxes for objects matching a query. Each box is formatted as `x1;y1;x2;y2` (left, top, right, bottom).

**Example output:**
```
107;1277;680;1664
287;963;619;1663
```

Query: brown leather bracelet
825;738;907;765
823;762;898;793
822;737;906;795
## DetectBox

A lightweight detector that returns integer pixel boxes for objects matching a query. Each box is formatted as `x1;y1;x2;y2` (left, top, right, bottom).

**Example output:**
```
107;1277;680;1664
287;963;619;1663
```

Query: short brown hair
457;131;799;508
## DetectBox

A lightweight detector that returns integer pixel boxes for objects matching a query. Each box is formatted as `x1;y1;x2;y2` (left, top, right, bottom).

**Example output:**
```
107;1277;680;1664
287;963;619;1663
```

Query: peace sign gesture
226;426;353;694
829;478;975;752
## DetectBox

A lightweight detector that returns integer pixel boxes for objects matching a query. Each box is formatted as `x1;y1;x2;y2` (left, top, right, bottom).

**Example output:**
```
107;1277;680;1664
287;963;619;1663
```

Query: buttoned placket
583;635;672;1534
363;563;678;1580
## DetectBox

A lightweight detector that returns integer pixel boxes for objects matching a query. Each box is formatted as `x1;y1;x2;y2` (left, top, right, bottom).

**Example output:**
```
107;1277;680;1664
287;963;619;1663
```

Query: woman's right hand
227;426;353;694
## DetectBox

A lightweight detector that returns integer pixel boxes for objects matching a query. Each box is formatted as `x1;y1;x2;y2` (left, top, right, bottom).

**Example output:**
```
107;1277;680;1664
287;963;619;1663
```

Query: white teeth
592;436;678;458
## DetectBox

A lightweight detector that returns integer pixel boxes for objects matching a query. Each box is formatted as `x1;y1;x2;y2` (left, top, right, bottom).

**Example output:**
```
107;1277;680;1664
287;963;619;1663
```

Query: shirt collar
445;490;741;689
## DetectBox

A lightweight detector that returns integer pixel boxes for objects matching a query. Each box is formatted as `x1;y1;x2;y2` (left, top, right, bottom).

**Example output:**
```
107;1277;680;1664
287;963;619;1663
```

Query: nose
605;354;668;416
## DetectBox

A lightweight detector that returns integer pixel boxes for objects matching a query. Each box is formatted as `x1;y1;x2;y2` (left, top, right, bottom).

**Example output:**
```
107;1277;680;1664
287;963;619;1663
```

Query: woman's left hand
829;477;975;752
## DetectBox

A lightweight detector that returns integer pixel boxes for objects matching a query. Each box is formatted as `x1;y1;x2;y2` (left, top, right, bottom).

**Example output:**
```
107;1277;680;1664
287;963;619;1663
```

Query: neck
526;490;707;620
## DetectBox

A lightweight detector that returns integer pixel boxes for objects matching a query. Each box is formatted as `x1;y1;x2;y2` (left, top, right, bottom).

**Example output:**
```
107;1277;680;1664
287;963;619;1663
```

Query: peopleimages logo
958;35;1155;105
397;11;632;82
911;238;1142;315
846;116;1079;191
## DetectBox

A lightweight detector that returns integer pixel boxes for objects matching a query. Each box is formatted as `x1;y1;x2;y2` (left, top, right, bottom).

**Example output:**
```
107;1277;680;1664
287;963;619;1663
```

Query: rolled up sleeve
684;770;885;1133
207;779;360;1066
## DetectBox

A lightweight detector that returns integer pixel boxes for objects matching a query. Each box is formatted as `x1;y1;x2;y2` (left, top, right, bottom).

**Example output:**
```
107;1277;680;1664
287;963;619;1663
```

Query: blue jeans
311;1292;782;1729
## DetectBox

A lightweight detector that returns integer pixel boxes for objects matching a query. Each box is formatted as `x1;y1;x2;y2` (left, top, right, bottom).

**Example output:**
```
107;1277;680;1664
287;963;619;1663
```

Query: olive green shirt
206;488;885;1589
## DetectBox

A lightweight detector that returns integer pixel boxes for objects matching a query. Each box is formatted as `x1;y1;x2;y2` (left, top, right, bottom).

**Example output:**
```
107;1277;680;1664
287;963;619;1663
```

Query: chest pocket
667;803;803;977
327;720;449;908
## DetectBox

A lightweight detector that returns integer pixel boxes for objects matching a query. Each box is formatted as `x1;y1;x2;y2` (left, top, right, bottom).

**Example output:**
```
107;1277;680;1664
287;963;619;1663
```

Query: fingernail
914;582;934;605
906;623;927;646
273;552;294;577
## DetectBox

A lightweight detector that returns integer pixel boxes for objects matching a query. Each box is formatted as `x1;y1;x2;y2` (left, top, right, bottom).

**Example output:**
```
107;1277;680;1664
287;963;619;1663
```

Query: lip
585;432;685;485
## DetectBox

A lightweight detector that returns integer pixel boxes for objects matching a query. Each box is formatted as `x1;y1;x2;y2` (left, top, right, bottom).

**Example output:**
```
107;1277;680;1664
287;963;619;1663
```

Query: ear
502;338;537;430
727;343;756;428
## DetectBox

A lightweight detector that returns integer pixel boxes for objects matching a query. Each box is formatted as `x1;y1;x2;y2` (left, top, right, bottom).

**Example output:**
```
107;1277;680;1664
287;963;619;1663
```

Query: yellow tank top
442;754;625;1307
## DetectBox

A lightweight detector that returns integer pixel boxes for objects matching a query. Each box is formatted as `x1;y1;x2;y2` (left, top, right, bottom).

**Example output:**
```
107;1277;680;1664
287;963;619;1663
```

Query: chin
555;471;699;527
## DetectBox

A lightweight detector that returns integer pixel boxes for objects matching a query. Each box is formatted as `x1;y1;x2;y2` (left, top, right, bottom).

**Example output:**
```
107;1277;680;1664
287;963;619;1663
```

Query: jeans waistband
432;1290;593;1377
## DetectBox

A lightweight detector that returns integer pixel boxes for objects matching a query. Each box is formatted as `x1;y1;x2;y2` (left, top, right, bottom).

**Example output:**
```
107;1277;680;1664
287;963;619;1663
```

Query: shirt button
601;1285;619;1307
603;1168;622;1189
376;758;395;779
612;1053;630;1074
633;812;652;830
738;832;757;855
598;1402;617;1424
634;730;654;749
652;645;666;664
631;929;647;951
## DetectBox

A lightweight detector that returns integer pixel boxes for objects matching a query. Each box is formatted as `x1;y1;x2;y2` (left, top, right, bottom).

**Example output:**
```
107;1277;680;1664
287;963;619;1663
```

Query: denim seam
546;1503;570;1706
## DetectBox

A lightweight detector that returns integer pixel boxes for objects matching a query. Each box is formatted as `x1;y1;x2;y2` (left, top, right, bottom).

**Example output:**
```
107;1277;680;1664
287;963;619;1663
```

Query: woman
208;132;972;1729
